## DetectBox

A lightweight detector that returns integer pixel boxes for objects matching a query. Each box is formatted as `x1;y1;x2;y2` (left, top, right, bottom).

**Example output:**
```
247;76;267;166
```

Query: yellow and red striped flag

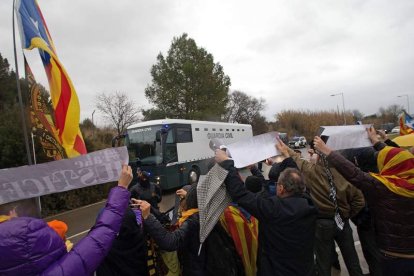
15;0;86;157
370;146;414;198
220;204;259;276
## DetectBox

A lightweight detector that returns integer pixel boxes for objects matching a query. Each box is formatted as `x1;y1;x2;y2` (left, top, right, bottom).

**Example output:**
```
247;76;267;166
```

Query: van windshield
126;125;163;165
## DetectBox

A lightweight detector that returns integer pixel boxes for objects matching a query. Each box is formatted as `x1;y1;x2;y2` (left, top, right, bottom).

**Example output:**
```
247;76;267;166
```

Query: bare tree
377;104;404;123
96;92;141;136
225;90;265;124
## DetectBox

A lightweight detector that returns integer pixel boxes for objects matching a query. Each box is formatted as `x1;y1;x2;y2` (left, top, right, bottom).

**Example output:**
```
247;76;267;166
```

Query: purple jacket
0;186;130;276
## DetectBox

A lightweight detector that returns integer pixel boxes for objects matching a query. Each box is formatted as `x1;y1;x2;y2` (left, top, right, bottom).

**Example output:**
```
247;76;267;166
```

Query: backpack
204;223;245;276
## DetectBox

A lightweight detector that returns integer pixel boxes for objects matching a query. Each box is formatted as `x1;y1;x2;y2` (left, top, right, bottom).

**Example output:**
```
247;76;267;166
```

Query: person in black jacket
96;207;148;276
215;149;318;276
130;171;162;210
134;185;243;276
134;185;204;275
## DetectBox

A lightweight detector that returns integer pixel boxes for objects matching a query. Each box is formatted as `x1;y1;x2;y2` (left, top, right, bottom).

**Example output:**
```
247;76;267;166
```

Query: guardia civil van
119;119;253;190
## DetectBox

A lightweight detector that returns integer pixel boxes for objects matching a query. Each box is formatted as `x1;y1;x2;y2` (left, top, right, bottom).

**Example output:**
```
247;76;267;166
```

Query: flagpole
31;132;37;165
13;0;42;218
12;0;33;166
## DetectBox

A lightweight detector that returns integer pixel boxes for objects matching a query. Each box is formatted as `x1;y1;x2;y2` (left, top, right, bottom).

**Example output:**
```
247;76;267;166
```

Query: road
46;146;369;275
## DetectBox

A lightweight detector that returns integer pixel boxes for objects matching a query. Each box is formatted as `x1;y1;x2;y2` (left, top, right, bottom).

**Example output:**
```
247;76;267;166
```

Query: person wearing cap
314;127;414;275
130;170;162;210
47;220;74;252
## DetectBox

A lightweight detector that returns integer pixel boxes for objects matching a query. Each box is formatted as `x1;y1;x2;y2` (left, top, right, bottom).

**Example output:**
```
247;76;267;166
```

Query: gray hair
278;168;306;194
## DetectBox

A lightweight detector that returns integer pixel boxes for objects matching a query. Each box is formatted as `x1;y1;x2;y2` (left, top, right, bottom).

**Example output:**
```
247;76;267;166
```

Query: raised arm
377;129;400;148
44;165;132;276
136;200;196;251
276;137;318;177
313;135;377;193
215;150;280;221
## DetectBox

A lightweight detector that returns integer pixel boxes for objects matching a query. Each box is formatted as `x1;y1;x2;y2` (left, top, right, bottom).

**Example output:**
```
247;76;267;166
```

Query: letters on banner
0;147;128;205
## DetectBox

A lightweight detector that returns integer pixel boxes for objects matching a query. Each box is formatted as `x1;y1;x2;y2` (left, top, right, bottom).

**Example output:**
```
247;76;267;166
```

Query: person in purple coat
0;164;133;276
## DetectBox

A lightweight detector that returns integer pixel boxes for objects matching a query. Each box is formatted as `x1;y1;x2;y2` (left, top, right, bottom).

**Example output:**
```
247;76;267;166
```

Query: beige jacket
288;148;365;219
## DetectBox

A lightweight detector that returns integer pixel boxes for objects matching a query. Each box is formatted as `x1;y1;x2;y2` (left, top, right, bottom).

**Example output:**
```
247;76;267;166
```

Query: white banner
226;132;280;168
320;125;372;150
0;147;129;205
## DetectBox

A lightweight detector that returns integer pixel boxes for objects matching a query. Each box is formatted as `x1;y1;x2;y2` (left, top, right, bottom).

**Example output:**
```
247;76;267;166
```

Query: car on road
288;136;307;148
391;126;400;134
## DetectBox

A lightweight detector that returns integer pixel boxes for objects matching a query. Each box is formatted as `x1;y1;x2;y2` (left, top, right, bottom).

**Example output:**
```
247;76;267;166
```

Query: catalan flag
15;0;86;157
220;204;259;276
370;146;414;198
399;111;414;136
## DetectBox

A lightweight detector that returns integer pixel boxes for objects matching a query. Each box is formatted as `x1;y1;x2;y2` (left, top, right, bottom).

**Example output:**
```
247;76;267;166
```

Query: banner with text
0;147;128;205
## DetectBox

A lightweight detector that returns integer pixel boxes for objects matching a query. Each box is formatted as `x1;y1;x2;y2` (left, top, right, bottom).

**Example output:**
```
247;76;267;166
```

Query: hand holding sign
117;164;133;189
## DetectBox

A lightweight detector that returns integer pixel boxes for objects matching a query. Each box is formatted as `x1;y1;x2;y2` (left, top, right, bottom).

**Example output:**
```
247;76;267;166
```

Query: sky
1;0;413;125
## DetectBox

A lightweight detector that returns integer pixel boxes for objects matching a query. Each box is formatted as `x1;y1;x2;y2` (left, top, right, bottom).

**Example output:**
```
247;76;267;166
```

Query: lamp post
91;110;96;137
92;110;96;126
330;92;346;125
397;94;410;114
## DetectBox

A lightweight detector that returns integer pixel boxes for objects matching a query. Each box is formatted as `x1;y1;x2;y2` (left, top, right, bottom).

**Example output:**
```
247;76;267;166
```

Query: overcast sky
1;0;413;125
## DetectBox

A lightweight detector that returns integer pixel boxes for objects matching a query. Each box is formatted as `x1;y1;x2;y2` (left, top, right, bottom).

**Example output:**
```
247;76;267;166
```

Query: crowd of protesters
0;126;413;276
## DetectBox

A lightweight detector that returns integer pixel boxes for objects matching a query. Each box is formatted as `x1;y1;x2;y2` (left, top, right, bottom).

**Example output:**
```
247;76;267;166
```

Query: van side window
176;126;193;143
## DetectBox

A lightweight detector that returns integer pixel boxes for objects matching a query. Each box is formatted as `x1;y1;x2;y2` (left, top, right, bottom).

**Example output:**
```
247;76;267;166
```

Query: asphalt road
46;146;369;275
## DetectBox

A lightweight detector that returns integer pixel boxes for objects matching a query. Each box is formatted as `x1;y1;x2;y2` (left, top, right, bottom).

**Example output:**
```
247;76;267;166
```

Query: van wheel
188;169;199;185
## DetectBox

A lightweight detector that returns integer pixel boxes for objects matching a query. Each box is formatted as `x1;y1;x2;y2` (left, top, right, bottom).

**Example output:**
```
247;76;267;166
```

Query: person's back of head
269;157;299;182
338;147;378;173
0;202;19;223
0;217;66;275
278;168;306;196
245;176;263;193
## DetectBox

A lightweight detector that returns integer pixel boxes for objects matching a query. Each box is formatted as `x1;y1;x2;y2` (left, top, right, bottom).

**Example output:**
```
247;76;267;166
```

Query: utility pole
330;92;346;125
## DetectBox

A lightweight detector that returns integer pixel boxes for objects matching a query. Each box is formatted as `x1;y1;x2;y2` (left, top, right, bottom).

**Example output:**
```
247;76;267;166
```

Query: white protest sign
226;132;280;168
0;147;128;205
320;125;372;150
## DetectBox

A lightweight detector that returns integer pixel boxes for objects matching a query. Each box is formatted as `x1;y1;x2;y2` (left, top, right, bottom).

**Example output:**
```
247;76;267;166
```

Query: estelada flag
399;110;414;136
15;0;86;157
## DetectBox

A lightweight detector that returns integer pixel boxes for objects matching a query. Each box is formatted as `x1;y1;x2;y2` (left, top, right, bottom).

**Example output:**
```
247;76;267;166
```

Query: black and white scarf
319;152;345;230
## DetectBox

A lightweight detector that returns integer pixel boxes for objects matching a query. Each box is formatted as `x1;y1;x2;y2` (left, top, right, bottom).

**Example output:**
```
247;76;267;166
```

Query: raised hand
130;199;151;219
366;126;380;145
215;149;230;163
313;136;332;156
176;189;187;199
275;136;289;158
118;164;133;189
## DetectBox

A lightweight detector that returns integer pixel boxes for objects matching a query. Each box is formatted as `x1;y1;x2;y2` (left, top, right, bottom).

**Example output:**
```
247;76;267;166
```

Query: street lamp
330;92;346;125
92;110;96;126
397;94;410;114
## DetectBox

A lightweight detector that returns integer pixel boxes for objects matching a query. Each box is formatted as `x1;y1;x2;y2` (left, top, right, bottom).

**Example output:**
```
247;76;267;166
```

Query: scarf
370;146;414;198
178;208;199;226
0;215;11;223
319;152;345;230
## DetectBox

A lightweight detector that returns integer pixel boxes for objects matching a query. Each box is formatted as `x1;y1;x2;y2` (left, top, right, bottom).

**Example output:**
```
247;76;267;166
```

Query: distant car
288;136;307;148
391;127;400;134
